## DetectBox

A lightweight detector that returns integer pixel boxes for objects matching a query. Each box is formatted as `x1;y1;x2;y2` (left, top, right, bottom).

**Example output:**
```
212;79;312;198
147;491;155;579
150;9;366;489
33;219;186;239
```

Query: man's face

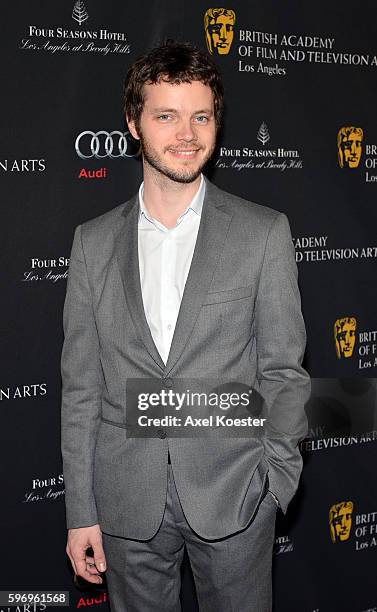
341;131;362;168
128;80;217;184
337;323;356;358
207;15;234;55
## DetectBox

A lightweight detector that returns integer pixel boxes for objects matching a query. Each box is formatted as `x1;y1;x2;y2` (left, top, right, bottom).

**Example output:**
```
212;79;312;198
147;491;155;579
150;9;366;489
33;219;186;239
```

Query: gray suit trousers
101;463;278;612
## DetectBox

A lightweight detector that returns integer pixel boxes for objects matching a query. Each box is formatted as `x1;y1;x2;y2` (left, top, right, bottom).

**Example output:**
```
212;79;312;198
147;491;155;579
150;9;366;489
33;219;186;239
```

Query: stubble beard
138;129;216;184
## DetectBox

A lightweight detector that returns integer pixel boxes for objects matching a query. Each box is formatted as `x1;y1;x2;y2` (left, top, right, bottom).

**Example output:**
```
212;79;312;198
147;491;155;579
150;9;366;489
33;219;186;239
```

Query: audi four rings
75;130;140;159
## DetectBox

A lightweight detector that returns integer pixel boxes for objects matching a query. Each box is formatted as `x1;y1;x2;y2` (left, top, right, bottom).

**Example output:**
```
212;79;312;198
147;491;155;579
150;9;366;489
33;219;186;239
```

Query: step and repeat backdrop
1;1;377;611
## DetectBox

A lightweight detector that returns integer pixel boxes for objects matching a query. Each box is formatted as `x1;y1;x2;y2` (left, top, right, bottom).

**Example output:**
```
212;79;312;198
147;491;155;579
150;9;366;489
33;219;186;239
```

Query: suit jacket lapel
114;194;166;371
164;178;233;375
113;177;234;376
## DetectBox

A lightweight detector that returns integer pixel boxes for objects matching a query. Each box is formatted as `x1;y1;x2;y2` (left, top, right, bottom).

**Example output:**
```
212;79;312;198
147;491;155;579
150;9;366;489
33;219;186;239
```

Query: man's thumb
93;543;107;572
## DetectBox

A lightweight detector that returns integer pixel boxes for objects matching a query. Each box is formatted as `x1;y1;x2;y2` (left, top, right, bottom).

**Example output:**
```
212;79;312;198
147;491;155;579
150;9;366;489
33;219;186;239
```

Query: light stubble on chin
138;133;216;184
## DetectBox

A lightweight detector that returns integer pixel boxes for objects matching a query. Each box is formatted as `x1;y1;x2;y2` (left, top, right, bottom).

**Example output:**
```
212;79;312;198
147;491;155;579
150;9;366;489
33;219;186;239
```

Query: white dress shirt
138;173;206;365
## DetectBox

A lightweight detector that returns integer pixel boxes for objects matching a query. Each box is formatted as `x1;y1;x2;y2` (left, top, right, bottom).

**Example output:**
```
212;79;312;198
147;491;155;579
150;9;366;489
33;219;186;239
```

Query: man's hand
66;524;107;584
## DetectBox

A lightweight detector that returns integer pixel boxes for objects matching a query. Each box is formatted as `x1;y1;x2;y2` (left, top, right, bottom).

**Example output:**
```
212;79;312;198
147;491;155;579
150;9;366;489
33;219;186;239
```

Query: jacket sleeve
61;224;104;529
254;212;311;514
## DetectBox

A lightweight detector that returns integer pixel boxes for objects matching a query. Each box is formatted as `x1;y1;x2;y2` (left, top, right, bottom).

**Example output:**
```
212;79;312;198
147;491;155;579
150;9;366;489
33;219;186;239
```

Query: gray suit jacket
61;176;310;540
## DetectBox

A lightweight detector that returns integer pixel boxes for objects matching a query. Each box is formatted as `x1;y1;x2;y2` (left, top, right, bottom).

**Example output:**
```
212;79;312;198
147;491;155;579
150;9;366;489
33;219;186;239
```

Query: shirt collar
138;173;205;226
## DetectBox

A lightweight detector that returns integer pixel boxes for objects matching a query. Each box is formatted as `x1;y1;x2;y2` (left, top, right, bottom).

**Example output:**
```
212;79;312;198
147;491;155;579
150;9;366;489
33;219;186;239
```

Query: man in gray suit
61;40;310;611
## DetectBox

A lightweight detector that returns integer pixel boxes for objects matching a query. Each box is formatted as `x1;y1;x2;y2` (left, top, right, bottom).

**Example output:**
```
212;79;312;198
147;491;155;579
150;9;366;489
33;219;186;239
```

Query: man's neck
142;163;202;229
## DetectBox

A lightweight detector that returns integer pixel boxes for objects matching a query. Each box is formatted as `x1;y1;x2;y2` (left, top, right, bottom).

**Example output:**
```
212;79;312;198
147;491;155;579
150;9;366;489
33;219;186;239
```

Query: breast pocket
202;285;253;306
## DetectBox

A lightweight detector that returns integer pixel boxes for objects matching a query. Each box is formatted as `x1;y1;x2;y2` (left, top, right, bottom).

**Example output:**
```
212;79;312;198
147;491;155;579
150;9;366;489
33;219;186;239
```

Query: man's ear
126;116;140;141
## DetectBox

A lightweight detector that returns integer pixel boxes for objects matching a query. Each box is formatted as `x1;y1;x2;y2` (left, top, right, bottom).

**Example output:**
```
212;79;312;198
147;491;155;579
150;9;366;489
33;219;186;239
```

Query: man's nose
176;120;198;142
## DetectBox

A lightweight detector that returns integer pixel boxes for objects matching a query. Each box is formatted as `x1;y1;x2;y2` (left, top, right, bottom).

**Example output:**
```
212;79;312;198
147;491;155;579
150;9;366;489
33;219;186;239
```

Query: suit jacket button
162;377;173;388
157;428;167;439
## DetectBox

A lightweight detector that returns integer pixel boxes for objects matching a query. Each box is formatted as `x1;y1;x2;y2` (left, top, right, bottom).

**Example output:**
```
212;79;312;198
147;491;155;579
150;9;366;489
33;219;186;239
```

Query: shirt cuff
268;490;280;507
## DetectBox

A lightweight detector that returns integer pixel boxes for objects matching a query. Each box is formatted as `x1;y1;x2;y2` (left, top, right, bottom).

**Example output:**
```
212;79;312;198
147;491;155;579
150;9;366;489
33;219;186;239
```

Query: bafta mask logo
334;317;357;359
204;9;236;55
329;501;354;543
337;126;363;169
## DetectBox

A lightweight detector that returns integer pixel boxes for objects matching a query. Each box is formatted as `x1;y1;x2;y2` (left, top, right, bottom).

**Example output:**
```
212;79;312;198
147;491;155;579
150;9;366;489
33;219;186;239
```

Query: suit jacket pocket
202;285;252;305
101;417;128;429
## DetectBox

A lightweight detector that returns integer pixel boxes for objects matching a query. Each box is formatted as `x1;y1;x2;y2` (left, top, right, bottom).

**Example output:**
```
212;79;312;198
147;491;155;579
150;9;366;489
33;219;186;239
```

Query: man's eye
158;114;171;121
195;116;208;123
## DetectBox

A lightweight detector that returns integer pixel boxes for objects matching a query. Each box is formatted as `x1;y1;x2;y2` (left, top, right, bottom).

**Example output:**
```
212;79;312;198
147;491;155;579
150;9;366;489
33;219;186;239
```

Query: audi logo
75;130;141;159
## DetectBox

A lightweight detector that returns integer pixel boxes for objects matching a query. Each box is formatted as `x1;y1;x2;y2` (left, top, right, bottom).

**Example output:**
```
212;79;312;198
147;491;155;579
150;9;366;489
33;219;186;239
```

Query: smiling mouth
168;149;200;158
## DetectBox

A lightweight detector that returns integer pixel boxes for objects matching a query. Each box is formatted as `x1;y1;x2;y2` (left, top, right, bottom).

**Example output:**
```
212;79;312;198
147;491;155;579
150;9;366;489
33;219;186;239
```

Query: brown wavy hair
124;39;224;134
